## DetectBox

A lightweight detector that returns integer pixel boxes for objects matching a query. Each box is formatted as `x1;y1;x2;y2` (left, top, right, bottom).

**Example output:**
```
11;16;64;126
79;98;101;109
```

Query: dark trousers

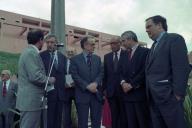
63;99;76;128
108;96;127;128
40;109;47;128
150;96;186;128
0;111;15;128
0;114;5;128
124;102;150;128
76;96;102;128
47;101;63;128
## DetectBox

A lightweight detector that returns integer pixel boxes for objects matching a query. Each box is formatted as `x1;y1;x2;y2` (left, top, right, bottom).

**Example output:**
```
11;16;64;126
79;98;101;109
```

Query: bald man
0;70;18;128
63;47;77;128
103;37;127;128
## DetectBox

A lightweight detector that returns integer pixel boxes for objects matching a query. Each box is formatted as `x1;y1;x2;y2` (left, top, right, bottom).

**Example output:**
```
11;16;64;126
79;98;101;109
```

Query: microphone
55;43;64;47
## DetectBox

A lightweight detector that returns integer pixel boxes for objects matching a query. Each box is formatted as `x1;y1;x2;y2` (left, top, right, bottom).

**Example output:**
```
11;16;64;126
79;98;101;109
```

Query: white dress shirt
130;44;139;58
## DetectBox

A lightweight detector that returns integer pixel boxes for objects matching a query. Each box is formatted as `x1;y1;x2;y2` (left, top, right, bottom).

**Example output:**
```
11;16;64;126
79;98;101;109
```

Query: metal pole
51;0;66;53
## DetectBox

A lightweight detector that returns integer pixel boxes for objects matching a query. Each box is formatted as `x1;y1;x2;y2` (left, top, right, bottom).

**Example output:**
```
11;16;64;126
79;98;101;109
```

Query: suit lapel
8;81;12;90
146;33;168;70
57;52;61;70
131;46;140;62
117;49;125;67
109;53;114;71
79;53;90;72
80;53;87;65
0;81;2;96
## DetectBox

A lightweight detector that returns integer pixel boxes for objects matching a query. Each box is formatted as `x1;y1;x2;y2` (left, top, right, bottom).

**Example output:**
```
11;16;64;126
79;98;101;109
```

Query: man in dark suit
70;36;103;128
103;37;127;128
63;47;76;128
40;35;67;128
119;31;150;128
0;70;17;128
145;15;190;128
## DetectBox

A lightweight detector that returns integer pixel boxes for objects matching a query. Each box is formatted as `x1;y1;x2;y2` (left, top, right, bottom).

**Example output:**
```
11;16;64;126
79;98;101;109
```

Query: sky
0;0;192;50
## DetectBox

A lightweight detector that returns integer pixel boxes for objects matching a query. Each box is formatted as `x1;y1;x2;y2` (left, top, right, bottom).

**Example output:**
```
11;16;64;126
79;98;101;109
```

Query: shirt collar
30;44;40;53
113;48;121;55
6;79;10;86
131;44;139;51
156;31;166;43
52;50;57;55
83;50;92;61
83;50;92;57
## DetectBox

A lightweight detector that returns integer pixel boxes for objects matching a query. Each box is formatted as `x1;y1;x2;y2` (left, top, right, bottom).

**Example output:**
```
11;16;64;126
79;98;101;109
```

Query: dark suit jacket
145;33;190;104
0;80;17;128
119;46;149;101
40;50;67;101
0;80;17;113
103;50;126;98
70;53;103;103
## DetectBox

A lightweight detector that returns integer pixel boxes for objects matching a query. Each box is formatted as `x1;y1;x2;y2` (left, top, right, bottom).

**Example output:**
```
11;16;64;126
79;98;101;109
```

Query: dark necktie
113;52;118;71
2;81;7;97
87;54;92;68
128;49;132;60
149;41;157;59
87;54;92;81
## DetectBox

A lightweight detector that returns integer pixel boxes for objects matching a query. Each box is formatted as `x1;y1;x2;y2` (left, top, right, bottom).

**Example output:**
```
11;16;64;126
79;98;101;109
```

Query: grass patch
0;51;20;74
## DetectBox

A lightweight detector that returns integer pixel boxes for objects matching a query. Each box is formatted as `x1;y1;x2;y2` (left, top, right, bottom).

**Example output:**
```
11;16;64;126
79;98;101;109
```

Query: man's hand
175;94;182;101
65;84;71;88
87;82;98;93
121;83;133;93
65;82;75;88
48;77;56;84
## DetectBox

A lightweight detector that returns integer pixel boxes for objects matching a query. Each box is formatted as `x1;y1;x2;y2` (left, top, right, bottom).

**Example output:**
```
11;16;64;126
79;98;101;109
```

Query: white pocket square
157;80;169;83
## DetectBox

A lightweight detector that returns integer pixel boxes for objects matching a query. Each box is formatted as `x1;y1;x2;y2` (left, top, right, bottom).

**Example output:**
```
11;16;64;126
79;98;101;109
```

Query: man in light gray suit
16;29;55;128
70;36;103;128
0;70;17;128
145;15;190;128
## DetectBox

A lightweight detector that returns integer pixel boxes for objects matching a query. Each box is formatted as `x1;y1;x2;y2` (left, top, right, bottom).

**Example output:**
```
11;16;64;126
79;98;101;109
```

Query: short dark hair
121;31;138;42
80;37;88;49
27;29;44;45
80;36;95;49
146;15;168;31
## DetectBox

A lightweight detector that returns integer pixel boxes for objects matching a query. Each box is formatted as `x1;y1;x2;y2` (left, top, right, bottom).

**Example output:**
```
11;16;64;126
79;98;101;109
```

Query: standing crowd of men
0;15;191;128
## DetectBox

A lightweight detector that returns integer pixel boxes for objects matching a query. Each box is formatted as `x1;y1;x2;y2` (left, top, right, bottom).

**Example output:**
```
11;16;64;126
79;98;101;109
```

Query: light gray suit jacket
0;80;17;113
16;45;48;111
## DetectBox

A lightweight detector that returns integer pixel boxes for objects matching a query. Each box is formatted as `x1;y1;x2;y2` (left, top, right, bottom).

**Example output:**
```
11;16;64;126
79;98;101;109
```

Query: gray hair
1;70;11;77
121;31;138;42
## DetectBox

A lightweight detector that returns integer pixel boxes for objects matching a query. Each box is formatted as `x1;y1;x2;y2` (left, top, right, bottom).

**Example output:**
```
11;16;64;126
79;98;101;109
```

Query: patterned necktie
2;81;7;97
113;52;118;71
